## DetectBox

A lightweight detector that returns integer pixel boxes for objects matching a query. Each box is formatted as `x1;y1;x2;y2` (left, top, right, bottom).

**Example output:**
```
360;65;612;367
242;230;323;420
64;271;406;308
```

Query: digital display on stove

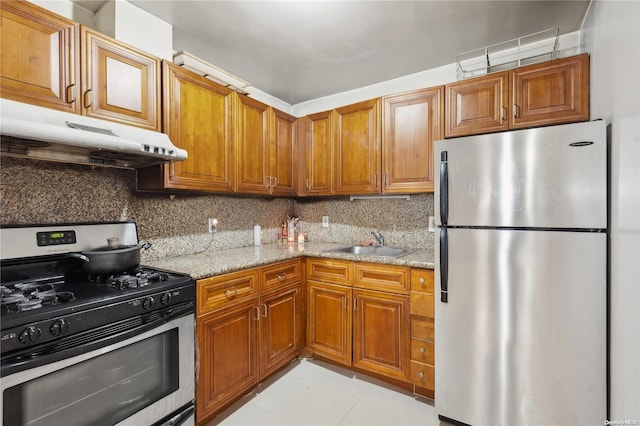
36;230;77;246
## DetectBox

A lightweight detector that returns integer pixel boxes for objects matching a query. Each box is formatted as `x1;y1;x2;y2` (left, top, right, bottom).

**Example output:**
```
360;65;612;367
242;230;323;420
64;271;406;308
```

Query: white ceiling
75;1;590;105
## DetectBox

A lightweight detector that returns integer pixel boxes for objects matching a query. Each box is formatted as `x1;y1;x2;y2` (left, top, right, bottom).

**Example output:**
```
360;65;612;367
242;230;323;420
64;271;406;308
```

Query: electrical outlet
208;218;218;233
428;216;435;232
322;216;329;228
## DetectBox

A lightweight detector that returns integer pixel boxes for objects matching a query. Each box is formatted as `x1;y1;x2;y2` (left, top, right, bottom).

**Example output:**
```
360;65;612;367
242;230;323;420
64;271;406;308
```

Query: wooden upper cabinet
445;71;509;138
0;1;80;113
269;108;297;196
510;53;589;129
81;27;160;131
236;94;270;194
138;62;235;192
445;55;590;138
382;87;443;193
300;110;334;196
333;99;381;195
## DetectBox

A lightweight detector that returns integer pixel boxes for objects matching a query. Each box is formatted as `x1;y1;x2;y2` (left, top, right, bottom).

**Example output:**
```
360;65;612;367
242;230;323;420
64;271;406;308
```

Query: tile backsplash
0;157;434;259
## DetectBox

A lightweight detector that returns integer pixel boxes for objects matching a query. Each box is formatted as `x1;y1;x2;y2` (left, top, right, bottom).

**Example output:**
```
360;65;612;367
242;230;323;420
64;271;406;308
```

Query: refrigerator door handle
440;151;448;226
440;227;448;303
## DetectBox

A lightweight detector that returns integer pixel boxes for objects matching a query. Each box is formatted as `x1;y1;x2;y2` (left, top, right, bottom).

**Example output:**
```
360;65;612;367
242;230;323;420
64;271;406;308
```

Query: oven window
3;329;179;426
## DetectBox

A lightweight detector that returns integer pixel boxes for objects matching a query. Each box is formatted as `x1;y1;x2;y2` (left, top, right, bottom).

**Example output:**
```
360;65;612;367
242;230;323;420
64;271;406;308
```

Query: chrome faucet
371;230;385;246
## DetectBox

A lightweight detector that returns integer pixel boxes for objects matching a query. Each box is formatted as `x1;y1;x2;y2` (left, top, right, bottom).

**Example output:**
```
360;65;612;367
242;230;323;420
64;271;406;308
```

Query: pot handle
68;252;90;262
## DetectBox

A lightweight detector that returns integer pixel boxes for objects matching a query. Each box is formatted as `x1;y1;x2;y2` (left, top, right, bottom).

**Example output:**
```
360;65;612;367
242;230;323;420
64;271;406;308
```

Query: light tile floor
207;358;448;426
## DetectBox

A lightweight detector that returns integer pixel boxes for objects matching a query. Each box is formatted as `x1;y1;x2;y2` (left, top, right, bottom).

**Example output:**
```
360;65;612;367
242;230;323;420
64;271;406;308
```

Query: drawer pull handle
501;105;507;121
224;286;238;298
254;306;260;321
262;303;268;318
276;273;287;281
419;347;426;354
418;371;424;379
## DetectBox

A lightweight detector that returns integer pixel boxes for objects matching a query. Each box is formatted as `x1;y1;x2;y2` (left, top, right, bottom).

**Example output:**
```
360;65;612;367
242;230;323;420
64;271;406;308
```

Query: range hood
0;99;187;169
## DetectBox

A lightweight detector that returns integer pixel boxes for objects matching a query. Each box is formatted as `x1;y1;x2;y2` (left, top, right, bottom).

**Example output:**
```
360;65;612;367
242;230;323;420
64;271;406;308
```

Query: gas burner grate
0;281;75;314
89;268;170;290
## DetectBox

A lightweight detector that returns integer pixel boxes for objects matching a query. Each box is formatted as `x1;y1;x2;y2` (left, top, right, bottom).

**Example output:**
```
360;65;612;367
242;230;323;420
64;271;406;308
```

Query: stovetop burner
88;267;170;290
0;277;76;315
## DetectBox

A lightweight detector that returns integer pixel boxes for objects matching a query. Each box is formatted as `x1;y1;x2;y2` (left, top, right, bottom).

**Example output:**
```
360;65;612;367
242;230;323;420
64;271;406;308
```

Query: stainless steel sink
325;245;413;257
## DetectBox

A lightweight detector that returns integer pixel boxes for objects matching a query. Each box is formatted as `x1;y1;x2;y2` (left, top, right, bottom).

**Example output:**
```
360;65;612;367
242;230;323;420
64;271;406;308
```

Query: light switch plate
322;216;329;228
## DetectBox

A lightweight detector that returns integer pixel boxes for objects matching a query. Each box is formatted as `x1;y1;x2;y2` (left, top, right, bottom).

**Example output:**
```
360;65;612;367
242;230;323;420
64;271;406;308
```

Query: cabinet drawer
261;259;301;292
410;269;434;293
409;360;434;389
354;262;410;294
411;316;434;341
410;338;434;365
197;269;259;315
410;292;434;318
306;258;352;286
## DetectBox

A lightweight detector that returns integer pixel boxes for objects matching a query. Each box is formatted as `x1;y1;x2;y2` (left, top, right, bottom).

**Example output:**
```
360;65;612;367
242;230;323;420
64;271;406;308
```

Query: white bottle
254;225;261;246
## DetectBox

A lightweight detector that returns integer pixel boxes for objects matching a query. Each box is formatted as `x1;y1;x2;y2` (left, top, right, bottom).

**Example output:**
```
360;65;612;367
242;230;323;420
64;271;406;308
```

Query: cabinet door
260;284;303;379
269;108;297;196
382;87;443;193
352;289;410;382
445;71;509;138
196;299;259;424
0;1;80;113
334;99;381;194
306;280;352;365
81;27;160;131
301;111;333;196
510;54;589;129
236;94;270;194
138;62;235;192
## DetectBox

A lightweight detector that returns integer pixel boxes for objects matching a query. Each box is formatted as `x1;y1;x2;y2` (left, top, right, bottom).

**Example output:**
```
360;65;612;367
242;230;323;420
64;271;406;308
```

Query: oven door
0;312;195;426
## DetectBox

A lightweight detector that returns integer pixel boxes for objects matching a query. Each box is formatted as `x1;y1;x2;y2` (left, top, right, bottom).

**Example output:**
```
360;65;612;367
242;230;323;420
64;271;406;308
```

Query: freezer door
434;121;607;229
435;227;606;426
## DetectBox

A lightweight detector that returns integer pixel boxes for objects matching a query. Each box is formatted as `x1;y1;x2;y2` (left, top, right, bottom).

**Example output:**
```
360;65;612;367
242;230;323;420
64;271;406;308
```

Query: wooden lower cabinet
352;289;410;382
196;298;259;424
259;284;303;378
306;258;412;384
306;280;352;366
196;260;302;424
409;268;435;397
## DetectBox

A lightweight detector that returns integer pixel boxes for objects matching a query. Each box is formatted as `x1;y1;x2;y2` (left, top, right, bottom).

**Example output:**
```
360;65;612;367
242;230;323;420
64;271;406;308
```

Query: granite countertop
143;242;435;280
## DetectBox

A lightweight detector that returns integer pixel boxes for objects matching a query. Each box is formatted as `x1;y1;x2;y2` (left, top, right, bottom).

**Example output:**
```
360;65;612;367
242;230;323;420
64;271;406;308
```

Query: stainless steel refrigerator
434;121;607;426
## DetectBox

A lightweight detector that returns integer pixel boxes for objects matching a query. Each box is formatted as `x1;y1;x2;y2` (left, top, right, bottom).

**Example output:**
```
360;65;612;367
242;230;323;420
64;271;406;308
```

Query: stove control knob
160;292;172;305
19;326;42;344
142;296;156;310
50;319;71;336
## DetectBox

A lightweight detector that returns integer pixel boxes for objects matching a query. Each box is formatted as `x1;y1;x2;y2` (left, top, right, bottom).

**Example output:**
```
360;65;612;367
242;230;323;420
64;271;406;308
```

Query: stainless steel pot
69;240;152;274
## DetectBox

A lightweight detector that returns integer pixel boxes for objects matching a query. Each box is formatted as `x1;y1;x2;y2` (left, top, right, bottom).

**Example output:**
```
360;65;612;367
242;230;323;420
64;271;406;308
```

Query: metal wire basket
456;28;560;80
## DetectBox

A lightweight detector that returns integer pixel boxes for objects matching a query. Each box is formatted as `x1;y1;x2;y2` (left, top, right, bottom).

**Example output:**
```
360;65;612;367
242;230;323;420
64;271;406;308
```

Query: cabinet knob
419;277;425;284
419;347;426;354
418;371;424;379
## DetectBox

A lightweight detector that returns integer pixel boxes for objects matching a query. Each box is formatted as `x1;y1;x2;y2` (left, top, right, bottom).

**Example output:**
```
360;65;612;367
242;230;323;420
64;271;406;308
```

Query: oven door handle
1;301;194;377
153;402;195;426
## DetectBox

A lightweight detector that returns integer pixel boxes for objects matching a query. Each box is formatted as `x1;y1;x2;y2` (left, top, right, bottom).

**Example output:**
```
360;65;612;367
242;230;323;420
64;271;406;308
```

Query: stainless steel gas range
0;222;195;426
